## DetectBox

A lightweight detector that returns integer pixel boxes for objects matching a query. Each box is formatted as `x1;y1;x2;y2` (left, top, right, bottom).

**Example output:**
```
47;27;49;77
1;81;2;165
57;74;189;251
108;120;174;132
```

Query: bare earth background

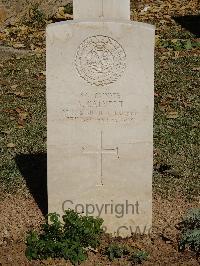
0;0;200;265
0;0;71;26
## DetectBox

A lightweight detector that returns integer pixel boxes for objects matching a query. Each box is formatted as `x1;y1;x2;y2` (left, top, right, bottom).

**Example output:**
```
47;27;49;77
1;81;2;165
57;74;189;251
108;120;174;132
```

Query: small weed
105;244;129;261
158;39;200;50
105;243;148;264
63;3;73;15
26;210;104;265
27;4;46;27
129;250;149;265
178;208;200;254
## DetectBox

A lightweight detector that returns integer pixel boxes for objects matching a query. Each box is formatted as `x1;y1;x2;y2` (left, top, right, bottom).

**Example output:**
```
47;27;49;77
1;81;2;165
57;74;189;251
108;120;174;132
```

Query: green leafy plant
105;243;148;264
105;243;129;261
178;208;200;254
26;210;104;265
129;250;149;265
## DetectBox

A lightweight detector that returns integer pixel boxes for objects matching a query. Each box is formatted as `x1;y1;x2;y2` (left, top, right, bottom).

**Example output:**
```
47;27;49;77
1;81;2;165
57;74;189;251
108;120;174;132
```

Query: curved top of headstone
73;0;130;20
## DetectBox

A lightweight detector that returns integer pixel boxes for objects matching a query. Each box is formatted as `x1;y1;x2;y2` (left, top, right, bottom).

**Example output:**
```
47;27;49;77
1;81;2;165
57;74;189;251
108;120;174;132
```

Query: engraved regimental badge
75;35;126;86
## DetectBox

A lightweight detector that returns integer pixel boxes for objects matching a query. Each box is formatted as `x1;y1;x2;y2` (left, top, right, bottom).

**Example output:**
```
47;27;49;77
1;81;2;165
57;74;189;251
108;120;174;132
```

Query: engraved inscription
63;91;136;123
75;35;126;86
82;131;119;186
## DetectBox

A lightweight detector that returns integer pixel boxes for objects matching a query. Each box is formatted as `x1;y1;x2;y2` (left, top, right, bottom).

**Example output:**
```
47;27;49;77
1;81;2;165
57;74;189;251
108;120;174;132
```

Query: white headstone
73;0;130;20
47;0;155;237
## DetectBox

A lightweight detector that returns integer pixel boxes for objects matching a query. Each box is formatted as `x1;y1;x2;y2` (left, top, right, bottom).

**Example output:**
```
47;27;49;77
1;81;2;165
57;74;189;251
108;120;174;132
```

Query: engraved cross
82;131;119;186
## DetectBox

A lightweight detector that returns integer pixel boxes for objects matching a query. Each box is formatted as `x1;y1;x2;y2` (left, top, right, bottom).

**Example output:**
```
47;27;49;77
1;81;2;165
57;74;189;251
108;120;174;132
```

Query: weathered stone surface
47;0;154;237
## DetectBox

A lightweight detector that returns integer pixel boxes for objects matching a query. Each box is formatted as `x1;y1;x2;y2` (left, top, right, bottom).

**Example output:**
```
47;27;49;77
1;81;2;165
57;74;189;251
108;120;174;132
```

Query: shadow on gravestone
15;153;48;216
173;15;200;37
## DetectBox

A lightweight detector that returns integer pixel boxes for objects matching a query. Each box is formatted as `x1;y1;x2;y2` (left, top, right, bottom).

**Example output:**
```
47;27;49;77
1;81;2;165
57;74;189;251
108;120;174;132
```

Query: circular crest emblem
75;35;126;86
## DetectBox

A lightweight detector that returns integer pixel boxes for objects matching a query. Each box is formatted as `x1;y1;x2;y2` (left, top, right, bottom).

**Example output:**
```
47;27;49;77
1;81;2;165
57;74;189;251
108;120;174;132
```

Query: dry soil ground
0;0;200;265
